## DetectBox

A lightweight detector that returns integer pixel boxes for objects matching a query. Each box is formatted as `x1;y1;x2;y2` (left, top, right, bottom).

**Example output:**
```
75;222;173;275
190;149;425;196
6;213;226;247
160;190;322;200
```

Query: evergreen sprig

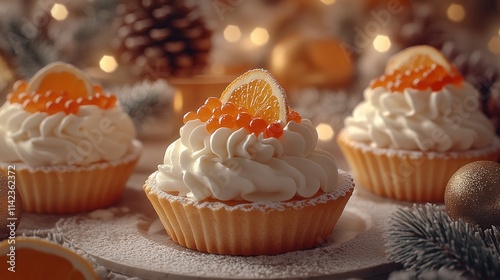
114;79;174;131
0;18;57;79
386;204;500;279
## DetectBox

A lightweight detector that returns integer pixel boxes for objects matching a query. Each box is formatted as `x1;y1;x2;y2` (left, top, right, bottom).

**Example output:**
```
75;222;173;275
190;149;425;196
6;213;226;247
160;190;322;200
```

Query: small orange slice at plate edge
0;237;99;280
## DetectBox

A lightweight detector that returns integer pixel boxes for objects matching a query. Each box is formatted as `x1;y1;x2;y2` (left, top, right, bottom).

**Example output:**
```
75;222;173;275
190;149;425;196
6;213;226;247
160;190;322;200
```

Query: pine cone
113;0;212;79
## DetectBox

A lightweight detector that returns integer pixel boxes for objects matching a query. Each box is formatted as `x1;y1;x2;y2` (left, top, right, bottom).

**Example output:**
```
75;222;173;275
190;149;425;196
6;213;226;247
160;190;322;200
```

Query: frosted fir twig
114;79;175;130
386;204;500;279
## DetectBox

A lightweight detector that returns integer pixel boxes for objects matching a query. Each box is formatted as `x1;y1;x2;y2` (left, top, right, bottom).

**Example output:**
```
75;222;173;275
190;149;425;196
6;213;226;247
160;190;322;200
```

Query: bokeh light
99;55;118;73
250;27;269;46
50;3;68;21
316;123;334;141
373;35;391;53
223;25;241;43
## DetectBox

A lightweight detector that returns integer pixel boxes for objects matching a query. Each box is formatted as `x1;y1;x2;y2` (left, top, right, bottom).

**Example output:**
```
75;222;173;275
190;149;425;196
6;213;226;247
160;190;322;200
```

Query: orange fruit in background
220;69;288;123
26;62;93;99
0;237;99;280
385;45;452;74
0;173;22;241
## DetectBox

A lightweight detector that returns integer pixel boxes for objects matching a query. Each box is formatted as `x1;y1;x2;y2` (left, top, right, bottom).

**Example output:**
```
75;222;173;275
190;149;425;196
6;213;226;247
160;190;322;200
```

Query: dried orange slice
0;237;99;280
385;45;452;74
27;62;93;99
220;69;288;123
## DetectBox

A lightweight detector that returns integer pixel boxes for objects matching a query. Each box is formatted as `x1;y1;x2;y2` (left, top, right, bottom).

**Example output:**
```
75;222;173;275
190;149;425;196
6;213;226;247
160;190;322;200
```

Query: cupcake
143;69;354;255
0;62;142;213
338;45;500;202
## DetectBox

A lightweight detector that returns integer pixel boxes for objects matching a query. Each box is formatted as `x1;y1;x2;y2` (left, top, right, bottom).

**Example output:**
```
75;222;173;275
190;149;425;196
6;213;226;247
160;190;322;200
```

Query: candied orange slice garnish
220;69;288;123
27;62;93;99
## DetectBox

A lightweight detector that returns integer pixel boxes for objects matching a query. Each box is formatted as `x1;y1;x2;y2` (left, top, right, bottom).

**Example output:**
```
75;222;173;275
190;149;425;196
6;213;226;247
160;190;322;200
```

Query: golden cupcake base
143;170;354;256
0;140;142;214
338;130;500;202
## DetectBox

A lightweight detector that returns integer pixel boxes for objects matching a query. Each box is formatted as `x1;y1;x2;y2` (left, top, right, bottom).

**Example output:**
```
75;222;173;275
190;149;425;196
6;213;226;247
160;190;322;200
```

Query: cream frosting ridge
0;103;136;166
344;83;496;151
156;119;338;202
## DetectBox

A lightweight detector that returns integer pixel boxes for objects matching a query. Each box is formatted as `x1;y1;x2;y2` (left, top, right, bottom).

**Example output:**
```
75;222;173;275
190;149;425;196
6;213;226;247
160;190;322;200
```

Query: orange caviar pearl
46;101;63;115
235;112;252;131
249;118;267;136
105;95;117;109
183;111;198;123
196;105;212;122
22;100;38;113
205;116;219;133
64;100;79;115
219;114;235;128
288;110;302;123
93;85;104;95
17;93;30;104
212;106;222;118
204;97;222;110
221;102;238;116
265;122;284;138
13;80;27;94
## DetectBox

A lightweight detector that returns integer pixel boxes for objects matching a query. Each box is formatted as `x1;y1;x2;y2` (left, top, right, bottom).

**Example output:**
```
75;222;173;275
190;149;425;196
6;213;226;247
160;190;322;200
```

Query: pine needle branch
0;18;57;78
386;204;500;279
113;79;175;131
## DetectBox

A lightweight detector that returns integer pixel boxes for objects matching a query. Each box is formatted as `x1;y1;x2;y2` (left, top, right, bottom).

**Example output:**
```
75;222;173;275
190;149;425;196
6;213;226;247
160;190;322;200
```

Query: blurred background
0;0;499;165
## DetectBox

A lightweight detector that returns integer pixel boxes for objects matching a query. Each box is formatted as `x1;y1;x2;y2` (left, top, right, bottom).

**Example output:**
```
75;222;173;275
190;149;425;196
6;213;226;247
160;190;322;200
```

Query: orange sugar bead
46;101;64;115
13;80;27;93
105;95;117;109
64;100;79;115
205;116;219;133
221;102;238;116
22;100;38;113
236;112;252;131
288;110;302;123
183;111;198;123
93;85;104;95
265;122;284;138
204;97;222;110
219;114;235;128
249;118;267;136
197;105;212;122
212;106;222;118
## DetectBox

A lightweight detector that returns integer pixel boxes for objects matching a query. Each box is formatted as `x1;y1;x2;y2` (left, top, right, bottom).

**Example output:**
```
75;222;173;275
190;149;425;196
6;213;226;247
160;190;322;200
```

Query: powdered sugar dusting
56;183;401;279
146;170;354;212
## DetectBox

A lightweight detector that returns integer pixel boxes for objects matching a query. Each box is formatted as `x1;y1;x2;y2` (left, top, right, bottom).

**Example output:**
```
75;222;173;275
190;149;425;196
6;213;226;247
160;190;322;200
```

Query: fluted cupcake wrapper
0;140;142;214
143;171;354;256
338;131;500;202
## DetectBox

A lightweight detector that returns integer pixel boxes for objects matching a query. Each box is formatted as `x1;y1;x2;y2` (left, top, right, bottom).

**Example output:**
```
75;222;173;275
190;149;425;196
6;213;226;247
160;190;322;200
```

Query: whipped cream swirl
156;119;338;202
344;83;496;151
0;103;136;166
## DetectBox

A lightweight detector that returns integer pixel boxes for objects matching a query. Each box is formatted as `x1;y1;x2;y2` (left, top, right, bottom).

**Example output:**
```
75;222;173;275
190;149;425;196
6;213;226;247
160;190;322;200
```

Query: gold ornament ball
444;160;500;229
268;34;354;91
0;172;22;240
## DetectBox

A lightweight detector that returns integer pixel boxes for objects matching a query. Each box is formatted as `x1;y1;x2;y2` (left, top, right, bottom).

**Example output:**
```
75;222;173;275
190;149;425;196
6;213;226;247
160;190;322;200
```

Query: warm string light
447;3;466;22
50;3;68;21
373;35;391;53
99;55;118;73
